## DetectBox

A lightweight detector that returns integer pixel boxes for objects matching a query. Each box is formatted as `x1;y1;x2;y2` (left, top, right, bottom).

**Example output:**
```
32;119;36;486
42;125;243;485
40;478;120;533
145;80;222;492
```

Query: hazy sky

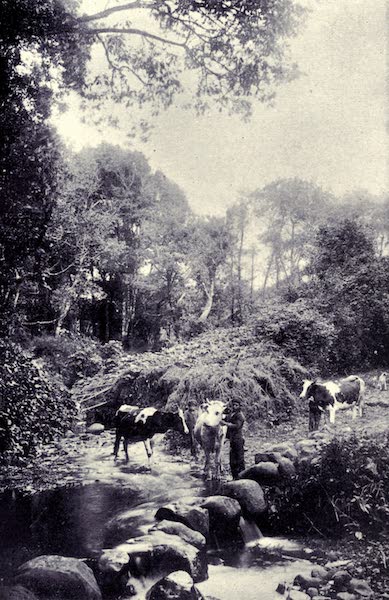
54;0;388;215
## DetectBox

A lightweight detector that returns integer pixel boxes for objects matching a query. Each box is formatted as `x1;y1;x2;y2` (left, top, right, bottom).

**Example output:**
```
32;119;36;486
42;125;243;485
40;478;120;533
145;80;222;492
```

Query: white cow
194;400;227;480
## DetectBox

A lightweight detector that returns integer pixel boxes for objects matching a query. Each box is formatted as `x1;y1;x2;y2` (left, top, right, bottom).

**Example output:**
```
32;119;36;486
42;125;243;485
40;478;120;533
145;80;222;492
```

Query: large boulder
15;555;102;600
97;547;135;594
295;440;318;455
255;453;296;479
146;571;204;600
150;520;206;550
222;480;267;518
201;496;241;539
332;571;352;591
270;443;298;462
86;423;105;435
155;503;209;538
150;532;207;583
254;451;283;464
106;531;208;583
347;579;373;598
310;566;329;581
294;574;325;591
287;591;310;600
0;586;38;600
277;456;296;479
239;463;280;485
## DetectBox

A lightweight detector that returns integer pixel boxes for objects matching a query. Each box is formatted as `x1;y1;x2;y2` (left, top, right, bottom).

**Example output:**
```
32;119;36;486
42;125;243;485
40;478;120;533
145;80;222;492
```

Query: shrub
33;333;103;387
269;432;389;537
252;299;335;370
0;341;77;464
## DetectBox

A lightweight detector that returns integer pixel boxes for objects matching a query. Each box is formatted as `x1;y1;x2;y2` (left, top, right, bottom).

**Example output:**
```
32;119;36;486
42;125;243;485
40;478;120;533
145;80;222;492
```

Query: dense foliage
270;432;389;538
0;341;76;464
303;220;389;370
252;299;335;371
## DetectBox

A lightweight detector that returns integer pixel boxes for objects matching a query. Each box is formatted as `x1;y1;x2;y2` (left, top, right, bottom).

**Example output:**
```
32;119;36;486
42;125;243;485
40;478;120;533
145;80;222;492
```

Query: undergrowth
0;341;77;464
269;431;389;538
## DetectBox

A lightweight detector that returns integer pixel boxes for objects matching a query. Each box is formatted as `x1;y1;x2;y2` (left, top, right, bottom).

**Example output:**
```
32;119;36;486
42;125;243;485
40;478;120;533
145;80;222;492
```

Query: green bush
252;299;335;370
33;333;103;387
269;432;389;537
0;341;77;464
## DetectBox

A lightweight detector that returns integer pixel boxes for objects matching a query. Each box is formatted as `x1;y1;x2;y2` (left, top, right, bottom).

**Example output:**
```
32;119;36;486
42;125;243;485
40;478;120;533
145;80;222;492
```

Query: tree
2;0;305;120
335;191;389;258
306;219;389;369
0;0;91;333
0;0;306;334
73;0;306;119
140;171;191;344
226;200;250;323
187;216;232;323
251;178;333;293
39;144;153;344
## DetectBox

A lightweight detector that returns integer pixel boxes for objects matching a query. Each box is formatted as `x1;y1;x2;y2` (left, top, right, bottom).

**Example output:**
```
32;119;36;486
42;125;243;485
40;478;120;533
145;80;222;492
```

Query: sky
53;0;388;216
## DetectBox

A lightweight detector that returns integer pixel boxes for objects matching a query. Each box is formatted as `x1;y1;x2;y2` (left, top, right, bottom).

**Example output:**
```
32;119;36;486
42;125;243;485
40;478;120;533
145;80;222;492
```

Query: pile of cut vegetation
0;341;77;464
73;325;308;424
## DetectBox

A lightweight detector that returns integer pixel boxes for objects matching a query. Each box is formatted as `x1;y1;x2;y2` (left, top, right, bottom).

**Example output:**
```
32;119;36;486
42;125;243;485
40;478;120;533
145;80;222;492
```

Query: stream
0;432;315;599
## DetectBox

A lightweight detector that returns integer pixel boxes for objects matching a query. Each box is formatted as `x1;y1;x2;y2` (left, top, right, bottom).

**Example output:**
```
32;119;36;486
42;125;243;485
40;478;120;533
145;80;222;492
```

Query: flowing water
0;433;315;597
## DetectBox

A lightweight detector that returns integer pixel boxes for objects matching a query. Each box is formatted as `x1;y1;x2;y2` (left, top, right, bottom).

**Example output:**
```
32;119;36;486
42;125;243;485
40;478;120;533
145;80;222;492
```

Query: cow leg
113;429;121;459
214;445;221;480
144;439;153;469
190;433;198;459
123;438;129;463
309;401;321;432
358;396;365;417
204;450;212;480
352;403;358;420
328;405;336;425
308;407;316;432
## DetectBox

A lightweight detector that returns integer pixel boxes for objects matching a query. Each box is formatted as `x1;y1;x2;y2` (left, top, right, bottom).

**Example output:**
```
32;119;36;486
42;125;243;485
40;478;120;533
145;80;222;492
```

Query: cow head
299;379;314;399
201;400;226;427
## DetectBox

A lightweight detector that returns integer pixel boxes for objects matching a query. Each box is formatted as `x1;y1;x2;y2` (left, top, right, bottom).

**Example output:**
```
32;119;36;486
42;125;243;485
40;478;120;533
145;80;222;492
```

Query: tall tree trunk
262;251;274;298
55;297;72;335
289;219;296;284
104;300;110;342
230;253;235;322
249;246;256;304
198;278;215;323
236;223;244;322
121;279;131;348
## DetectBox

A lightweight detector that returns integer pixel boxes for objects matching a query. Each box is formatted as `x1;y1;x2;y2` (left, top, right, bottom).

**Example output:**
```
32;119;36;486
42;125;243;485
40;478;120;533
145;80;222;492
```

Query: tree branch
78;2;154;23
86;27;187;49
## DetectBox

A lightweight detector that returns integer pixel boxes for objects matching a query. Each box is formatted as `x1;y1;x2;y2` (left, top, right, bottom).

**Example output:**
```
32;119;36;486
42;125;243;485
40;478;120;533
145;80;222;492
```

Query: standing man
222;398;245;479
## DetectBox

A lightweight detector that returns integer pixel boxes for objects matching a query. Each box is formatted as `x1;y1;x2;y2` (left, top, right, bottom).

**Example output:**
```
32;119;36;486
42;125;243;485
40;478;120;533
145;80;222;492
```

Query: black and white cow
113;405;189;465
300;375;365;431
